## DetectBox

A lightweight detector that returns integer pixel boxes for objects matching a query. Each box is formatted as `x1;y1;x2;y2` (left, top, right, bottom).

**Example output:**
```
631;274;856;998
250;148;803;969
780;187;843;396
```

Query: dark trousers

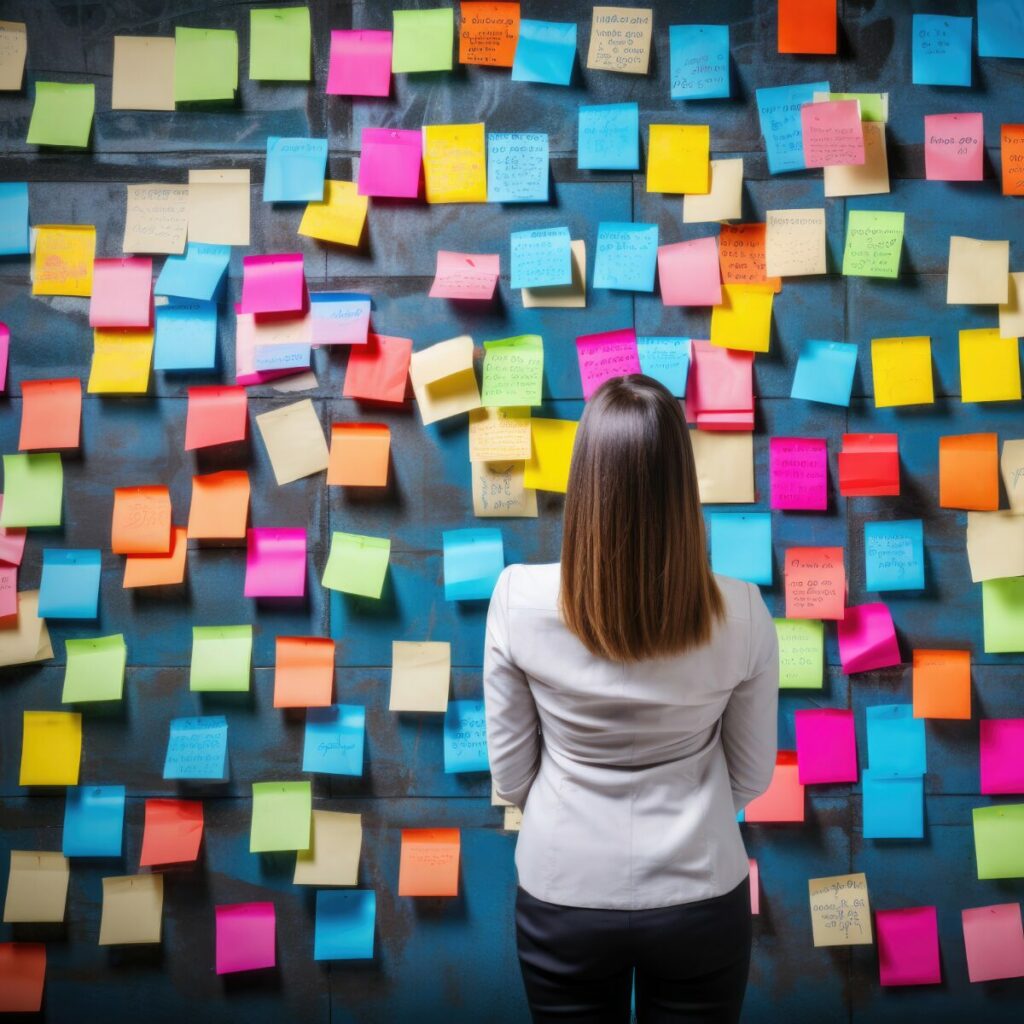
515;877;752;1024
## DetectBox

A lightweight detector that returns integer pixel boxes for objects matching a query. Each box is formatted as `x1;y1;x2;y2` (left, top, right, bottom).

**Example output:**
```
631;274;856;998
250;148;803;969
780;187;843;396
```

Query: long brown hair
559;374;724;662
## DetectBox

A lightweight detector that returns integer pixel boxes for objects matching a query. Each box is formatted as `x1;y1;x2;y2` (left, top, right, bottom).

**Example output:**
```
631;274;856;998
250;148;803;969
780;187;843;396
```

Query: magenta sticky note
801;100;865;168
0;497;28;566
235;312;312;387
924;112;984;182
357;128;423;199
657;237;722;307
215;902;276;975
238;254;306;315
980;719;1024;794
0;563;17;618
0;322;9;392
327;30;392;97
576;328;641;401
428;251;500;300
877;906;941;986
770;437;828;510
837;602;901;673
244;528;307;598
89;257;153;328
962;903;1024;982
683;340;754;430
794;708;858;784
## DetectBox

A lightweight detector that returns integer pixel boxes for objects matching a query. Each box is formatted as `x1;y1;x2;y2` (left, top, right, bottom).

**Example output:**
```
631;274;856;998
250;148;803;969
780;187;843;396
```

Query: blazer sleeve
721;582;780;812
483;566;541;809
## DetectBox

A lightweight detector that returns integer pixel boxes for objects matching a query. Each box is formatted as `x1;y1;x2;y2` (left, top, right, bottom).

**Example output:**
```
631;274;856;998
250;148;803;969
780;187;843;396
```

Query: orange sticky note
458;1;520;67
912;649;971;720
327;423;391;486
1002;124;1024;197
187;470;250;540
18;378;82;450
123;525;187;588
184;385;247;451
0;942;46;1013
139;798;204;866
398;827;460;896
273;636;335;708
785;546;846;620
111;485;172;555
939;434;999;511
718;224;781;293
778;0;836;54
744;752;805;822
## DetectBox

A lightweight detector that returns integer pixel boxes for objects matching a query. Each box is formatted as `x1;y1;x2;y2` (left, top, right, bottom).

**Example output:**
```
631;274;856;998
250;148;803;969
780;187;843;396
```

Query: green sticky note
250;781;312;852
825;91;887;122
392;8;454;73
174;26;239;102
842;210;904;279
1;453;63;527
63;635;127;703
973;803;1024;879
322;532;391;599
250;7;311;81
774;618;824;689
190;625;253;691
26;82;95;148
481;335;544;407
982;577;1024;653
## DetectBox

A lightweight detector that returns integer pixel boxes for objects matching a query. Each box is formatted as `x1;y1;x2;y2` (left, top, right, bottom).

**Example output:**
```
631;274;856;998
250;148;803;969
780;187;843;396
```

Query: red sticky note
89;257;153;328
980;719;1024;794
838;433;900;497
139;798;204;866
428;250;500;300
216;902;276;975
0;496;28;565
877;906;942;987
19;377;82;450
962;903;1024;982
185;385;248;451
111;485;172;555
794;708;858;784
801;100;865;167
398;828;461;896
770;437;827;510
658;237;722;307
0;942;46;1013
744;751;804;822
357;128;423;199
924;113;984;182
327;29;392;97
575;328;641;401
238;254;305;315
778;0;836;54
244;527;307;599
683;340;754;431
837;603;901;673
785;546;845;620
343;333;413;404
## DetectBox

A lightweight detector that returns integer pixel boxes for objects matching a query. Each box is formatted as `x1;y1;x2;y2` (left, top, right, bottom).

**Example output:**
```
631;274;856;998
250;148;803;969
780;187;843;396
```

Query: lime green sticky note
392;8;454;73
250;7;311;81
190;625;253;691
322;532;391;599
250;781;312;852
825;91;887;122
174;26;239;102
982;577;1024;653
481;335;544;407
774;618;824;689
973;803;1024;879
842;210;904;279
63;635;127;703
26;81;95;148
1;453;63;527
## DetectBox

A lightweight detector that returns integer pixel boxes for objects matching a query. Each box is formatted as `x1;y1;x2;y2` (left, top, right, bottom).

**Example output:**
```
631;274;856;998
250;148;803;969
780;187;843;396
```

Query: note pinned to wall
912;649;971;720
0;592;53;669
839;433;900;497
0;182;28;256
298;180;368;247
769;437;827;510
155;242;229;302
26;82;95;148
322;531;390;599
785;546;845;620
912;14;972;87
408;334;481;425
1;452;63;527
163;716;228;780
264;137;327;203
123;184;188;255
801;100;865;167
423;123;488;204
63;634;126;703
837;602;901;673
442;528;504;600
20;710;80;785
670;24;729;100
939;432;999;511
864;519;924;591
190;625;252;692
871;336;933;408
842;210;904;278
778;0;836;54
709;283;773;353
774;618;824;689
239;253;305;315
983;577;1024;653
273;636;334;708
979;0;1024;57
586;7;653;74
215;903;276;975
88;327;153;394
33;224;95;296
328;423;391;487
19;377;81;451
472;461;538;518
636;336;689;397
808;873;872;947
390;640;451;712
98;874;163;946
593;222;659;292
3;852;70;924
0;20;28;91
682;158;742;224
392;7;454;73
960;328;1022;404
444;700;489;773
524;417;578;492
343;333;413;403
187;470;249;540
111;485;171;555
173;26;238;102
112;36;175;111
512;19;577;85
756;81;830;174
709;512;772;586
255;399;329;485
862;769;924;839
187;169;250;246
510;227;572;289
646;124;710;193
293;810;363;891
795;708;857;784
924;112;984;181
139;798;204;866
824;121;890;197
578;102;639;170
487;132;549;203
718;223;780;291
244;528;307;599
867;704;926;774
89;258;153;329
765;208;826;277
791;340;857;407
947;237;1010;305
980;719;1024;794
973;804;1024;879
459;2;520;66
249;6;311;81
184;385;246;452
398;828;461;896
521;239;587;308
303;705;365;775
658;236;721;306
250;781;312;853
63;785;125;857
122;525;186;588
961;902;1024;982
1000;438;1024;513
576;328;641;400
1001;125;1024;197
314;891;375;961
429;251;500;300
743;751;804;822
480;335;543;407
358;128;422;199
328;29;392;97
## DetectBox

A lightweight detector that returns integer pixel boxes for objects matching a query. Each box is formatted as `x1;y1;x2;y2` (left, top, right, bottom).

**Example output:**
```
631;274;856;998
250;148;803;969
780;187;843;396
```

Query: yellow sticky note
32;225;96;296
808;873;873;947
710;284;774;352
423;123;487;204
88;328;153;394
19;711;82;785
298;179;368;246
960;328;1022;403
524;418;578;493
646;125;710;194
871;336;934;408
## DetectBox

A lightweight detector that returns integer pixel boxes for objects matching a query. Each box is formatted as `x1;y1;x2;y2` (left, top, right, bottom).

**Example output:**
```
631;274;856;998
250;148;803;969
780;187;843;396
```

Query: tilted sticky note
710;512;772;586
424;123;487;204
154;242;229;302
26;82;94;148
255;399;329;485
524;418;577;492
837;603;901;673
939;432;999;510
791;340;857;406
1002;125;1024;197
122;525;186;589
190;625;253;692
512;19;576;85
250;781;312;852
487;132;548;203
925;112;983;181
576;328;641;401
173;26;238;102
63;786;126;858
578;102;639;170
774;618;824;689
303;704;365;776
185;385;246;451
0;592;53;668
343;333;413;403
408;335;480;425
322;531;390;598
392;7;453;73
864;519;924;591
264;137;327;202
594;222;658;293
429;251;500;301
20;711;81;785
871;336;933;407
442;528;504;600
250;7;311;81
39;549;101;619
646;124;710;194
825;121;890;197
670;25;729;100
472;461;538;518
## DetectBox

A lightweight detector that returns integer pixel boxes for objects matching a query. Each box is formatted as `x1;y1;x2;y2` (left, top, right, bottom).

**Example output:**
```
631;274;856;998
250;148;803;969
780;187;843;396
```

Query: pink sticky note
877;906;941;986
215;902;276;975
185;386;247;451
962;903;1024;983
658;237;722;307
0;497;27;566
748;858;759;914
235;312;312;386
327;30;392;97
358;128;423;199
575;328;641;401
770;437;828;510
794;708;858;784
0;563;17;619
924;113;984;182
89;257;153;328
244;528;307;598
980;719;1024;794
310;295;370;346
428;251;500;300
238;254;305;315
801;100;865;167
0;322;9;392
837;602;901;673
683;340;754;431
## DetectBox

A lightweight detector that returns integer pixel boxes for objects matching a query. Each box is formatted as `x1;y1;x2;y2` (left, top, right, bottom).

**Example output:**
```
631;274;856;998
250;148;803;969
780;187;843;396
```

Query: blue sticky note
443;699;490;773
593;222;658;292
578;102;639;170
866;705;926;775
756;80;830;174
790;340;857;407
0;182;30;256
637;337;690;397
63;785;126;857
38;549;102;619
709;513;772;586
164;716;228;780
979;0;1024;58
153;300;218;371
314;890;376;960
264;136;328;202
442;528;504;601
303;704;366;776
669;25;730;99
154;242;231;302
512;19;577;86
510;227;572;289
912;15;972;87
862;769;924;839
864;519;925;592
253;342;311;371
487;133;549;203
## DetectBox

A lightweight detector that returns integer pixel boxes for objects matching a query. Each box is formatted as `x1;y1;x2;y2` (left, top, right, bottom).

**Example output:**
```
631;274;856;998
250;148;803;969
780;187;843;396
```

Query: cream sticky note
0;592;53;668
947;236;1010;305
690;429;755;503
293;811;362;886
3;852;70;924
471;461;538;518
255;400;329;485
809;873;873;947
187;169;250;246
468;407;532;462
123;184;189;255
967;511;1024;583
0;21;28;91
390;640;451;711
960;328;1021;403
999;272;1024;340
32;225;95;296
20;710;81;785
586;7;653;74
646;124;710;194
871;336;934;408
824;120;890;197
765;209;826;277
408;335;481;425
98;874;163;945
112;36;175;111
682;158;743;224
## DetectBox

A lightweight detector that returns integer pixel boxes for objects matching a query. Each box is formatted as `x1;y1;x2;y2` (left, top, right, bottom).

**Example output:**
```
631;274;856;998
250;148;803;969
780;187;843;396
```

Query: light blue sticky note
790;340;857;407
593;222;658;292
864;520;925;592
637;337;690;397
303;704;366;776
709;512;772;586
442;528;504;601
669;25;730;99
264;136;329;202
154;242;231;302
512;19;577;86
443;699;490;773
153;300;218;370
253;343;311;371
510;227;572;289
866;705;926;775
309;292;371;343
38;548;102;619
756;80;830;174
63;785;126;857
979;0;1024;58
164;716;228;780
912;15;972;87
578;103;639;170
314;890;376;960
0;182;30;256
487;133;549;203
862;770;924;839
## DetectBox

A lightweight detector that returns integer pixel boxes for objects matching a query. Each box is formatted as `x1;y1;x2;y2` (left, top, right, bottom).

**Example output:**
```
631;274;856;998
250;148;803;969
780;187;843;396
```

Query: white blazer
483;563;779;911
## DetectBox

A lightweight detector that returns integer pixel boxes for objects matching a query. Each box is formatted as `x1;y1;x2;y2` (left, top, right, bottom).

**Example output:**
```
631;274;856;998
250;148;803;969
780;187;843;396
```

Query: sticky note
685;341;755;427
683;158;743;224
190;625;252;692
26;81;94;147
778;0;837;52
473;461;537;518
250;781;311;852
3;852;69;924
525;418;578;492
795;708;857;784
323;531;390;598
38;549;100;619
1002;125;1024;196
765;208;826;277
0;324;7;394
593;222;658;292
443;699;489;773
785;547;845;620
111;36;175;111
173;26;238;102
0;19;28;91
864;519;923;593
709;513;772;586
244;528;306;599
871;336;933;408
256;399;329;485
862;769;924;839
215;903;275;974
710;283;775;353
718;223;781;290
328;29;391;96
88;327;153;395
769;437;827;511
429;251;500;300
839;433;900;496
187;470;249;540
576;328;641;400
1;452;62;527
670;24;729;99
756;81;830;173
981;719;1024;794
636;337;689;397
925;112;984;181
487;132;548;203
983;577;1024;653
32;224;95;296
974;804;1024;879
110;485;171;555
139;798;203;866
825;120;891;197
164;716;228;780
658;236;721;306
315;891;376;961
837;603;900;673
978;0;1024;57
423;123;487;204
0;562;15;619
392;7;453;73
867;705;925;775
512;18;576;85
775;618;824;689
303;705;365;776
1000;272;1024;340
408;335;480;425
398;828;460;896
962;903;1024;982
587;7;652;74
187;168;250;246
521;238;587;307
0;942;46;1013
154;242;229;302
295;186;366;254
263;137;327;204
913;14;972;86
510;227;572;289
123;183;188;255
328;423;390;487
295;810;362;886
357;128;422;198
968;511;1024;582
443;528;504;600
62;634;125;703
98;874;163;946
0;593;53;669
939;433;998;510
646;124;710;193
949;238;1010;307
0;497;26;565
802;100;865;167
63;785;125;857
577;102;639;170
809;873;872;947
183;385;245;451
0;182;28;255
19;377;81;451
343;333;413;403
273;635;335;708
459;2;520;66
239;253;305;315
912;649;971;720
310;292;371;344
250;7;310;81
122;525;186;589
690;430;754;502
791;340;856;406
743;751;804;822
481;335;543;407
20;711;80;786
390;640;450;712
875;906;941;987
842;210;903;278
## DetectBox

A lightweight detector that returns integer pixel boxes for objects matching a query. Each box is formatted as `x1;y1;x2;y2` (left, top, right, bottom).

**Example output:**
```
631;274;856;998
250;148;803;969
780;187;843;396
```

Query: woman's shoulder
713;573;771;626
495;562;561;610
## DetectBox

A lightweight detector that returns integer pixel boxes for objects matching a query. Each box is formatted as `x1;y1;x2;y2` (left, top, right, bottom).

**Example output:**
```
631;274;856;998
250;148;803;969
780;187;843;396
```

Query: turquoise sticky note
154;243;230;302
153;300;218;371
979;0;1024;58
38;549;102;619
593;222;658;292
710;512;772;586
510;226;572;289
487;133;549;203
791;340;857;407
864;520;924;592
443;699;490;773
314;890;376;960
756;80;830;174
512;19;577;86
0;182;30;256
578;102;639;170
862;770;924;839
164;716;228;780
912;15;972;86
63;785;126;857
669;25;729;99
866;705;926;775
442;528;504;601
264;137;328;203
303;704;365;776
637;337;690;397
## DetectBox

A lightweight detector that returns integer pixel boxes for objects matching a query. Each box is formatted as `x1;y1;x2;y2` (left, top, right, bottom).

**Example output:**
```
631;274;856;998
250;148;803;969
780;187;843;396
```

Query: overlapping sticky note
765;208;826;277
123;183;188;255
636;337;689;397
510;227;572;289
658;236;721;306
251;781;311;852
757;81;830;173
481;335;543;407
190;625;252;692
408;335;481;425
90;257;152;329
839;433;900;496
442;528;504;600
310;292;371;345
683;158;743;224
802;100;865;167
685;341;755;427
323;531;390;598
837;603;900;673
343;333;413;403
304;705;365;775
743;751;804;822
1;594;54;670
594;222;658;292
155;242;229;302
111;485;171;555
710;284;773;353
443;700;489;773
576;328;640;400
646;124;709;193
295;810;362;886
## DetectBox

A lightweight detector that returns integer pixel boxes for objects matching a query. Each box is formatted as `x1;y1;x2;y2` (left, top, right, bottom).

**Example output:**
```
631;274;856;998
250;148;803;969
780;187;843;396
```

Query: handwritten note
123;184;188;254
842;210;904;278
865;519;924;591
593;222;658;292
32;225;95;296
756;81;830;173
765;208;826;277
785;546;845;620
424;123;487;204
578;102;639;170
487;132;548;202
718;224;780;290
770;437;827;510
459;2;519;66
809;874;873;947
510;227;572;289
303;705;365;776
429;251;500;300
1002;125;1024;196
163;716;228;780
481;335;543;407
398;828;460;897
636;336;689;397
825;120;890;197
472;461;538;517
264;137;327;203
925;112;984;181
576;328;641;400
913;14;972;87
586;7;653;74
443;700;490;772
111;485;171;555
871;336;933;408
775;618;824;689
801;100;865;167
670;24;729;100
